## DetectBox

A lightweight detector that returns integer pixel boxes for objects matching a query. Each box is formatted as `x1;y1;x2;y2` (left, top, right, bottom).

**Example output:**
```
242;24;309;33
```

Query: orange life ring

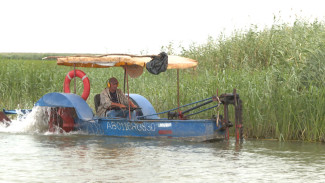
63;70;90;100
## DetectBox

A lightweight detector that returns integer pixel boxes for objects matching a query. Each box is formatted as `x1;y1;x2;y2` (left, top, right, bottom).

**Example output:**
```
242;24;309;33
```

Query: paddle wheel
48;107;76;132
46;69;89;133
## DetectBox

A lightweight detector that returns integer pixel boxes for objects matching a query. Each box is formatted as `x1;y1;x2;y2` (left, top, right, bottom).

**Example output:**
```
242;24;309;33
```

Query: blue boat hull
35;92;225;142
76;118;224;141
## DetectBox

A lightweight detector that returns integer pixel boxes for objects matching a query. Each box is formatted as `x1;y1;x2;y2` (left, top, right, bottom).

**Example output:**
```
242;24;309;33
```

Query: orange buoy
63;70;90;100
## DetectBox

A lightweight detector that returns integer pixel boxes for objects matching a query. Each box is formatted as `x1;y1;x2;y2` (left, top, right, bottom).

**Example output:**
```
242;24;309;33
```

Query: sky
1;0;325;54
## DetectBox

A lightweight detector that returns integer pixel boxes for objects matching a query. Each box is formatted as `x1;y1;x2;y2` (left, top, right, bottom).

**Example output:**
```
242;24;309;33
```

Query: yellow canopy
56;54;198;69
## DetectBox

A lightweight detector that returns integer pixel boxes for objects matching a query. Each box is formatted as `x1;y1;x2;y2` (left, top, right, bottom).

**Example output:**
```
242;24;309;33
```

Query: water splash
0;106;50;134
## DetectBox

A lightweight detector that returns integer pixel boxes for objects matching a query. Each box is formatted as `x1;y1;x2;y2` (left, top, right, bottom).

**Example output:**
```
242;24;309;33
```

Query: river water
0;110;324;183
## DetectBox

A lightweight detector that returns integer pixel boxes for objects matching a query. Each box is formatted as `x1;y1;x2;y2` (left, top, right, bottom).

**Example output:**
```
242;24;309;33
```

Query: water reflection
1;133;325;183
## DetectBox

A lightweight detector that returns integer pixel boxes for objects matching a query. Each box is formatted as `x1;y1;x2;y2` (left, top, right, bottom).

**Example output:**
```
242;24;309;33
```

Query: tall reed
180;19;325;142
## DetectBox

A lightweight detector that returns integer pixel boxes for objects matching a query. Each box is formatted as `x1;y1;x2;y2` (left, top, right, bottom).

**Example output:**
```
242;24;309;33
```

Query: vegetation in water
1;18;325;142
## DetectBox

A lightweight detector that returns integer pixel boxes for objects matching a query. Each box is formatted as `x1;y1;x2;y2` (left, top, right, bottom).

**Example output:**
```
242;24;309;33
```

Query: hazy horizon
1;0;324;54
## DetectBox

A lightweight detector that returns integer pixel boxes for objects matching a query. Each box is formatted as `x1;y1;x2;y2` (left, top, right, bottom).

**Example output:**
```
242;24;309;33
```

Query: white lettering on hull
107;122;156;132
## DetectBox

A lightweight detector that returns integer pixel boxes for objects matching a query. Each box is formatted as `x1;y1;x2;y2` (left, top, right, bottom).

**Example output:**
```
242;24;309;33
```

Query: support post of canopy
123;67;127;93
177;69;180;118
73;64;76;94
125;66;131;120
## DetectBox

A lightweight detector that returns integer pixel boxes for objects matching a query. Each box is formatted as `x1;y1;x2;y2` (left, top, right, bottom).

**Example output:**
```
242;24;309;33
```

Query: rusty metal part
0;111;11;127
219;89;243;141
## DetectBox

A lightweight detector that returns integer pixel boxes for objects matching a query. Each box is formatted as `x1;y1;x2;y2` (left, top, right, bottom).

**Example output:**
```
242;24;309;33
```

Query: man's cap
108;77;118;84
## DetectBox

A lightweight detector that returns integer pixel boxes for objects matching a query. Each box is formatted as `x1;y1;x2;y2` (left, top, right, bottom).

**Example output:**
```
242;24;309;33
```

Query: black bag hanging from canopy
146;52;168;75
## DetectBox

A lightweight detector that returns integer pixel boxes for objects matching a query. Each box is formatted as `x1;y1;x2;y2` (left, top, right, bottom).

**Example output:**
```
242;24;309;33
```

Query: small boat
1;53;243;142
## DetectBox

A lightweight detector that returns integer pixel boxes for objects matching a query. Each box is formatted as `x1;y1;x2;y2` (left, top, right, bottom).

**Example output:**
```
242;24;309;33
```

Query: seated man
96;77;137;117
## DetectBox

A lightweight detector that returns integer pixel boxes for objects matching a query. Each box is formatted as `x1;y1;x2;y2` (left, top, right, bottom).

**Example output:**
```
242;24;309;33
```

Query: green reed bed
180;19;325;142
1;19;325;142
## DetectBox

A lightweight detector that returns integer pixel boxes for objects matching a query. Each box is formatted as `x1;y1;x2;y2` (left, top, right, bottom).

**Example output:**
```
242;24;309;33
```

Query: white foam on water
0;106;54;134
0;106;88;136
